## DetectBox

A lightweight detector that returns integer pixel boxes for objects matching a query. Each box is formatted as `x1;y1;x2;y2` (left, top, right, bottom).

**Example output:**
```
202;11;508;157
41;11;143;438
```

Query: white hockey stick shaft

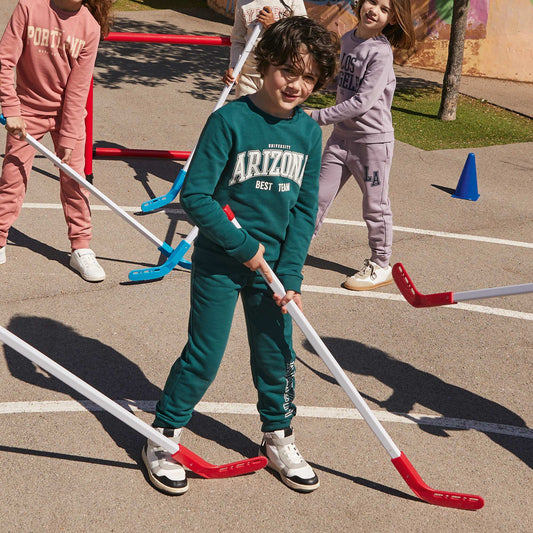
0;325;178;453
184;22;262;169
226;209;401;459
453;283;533;302
140;23;262;213
0;114;169;253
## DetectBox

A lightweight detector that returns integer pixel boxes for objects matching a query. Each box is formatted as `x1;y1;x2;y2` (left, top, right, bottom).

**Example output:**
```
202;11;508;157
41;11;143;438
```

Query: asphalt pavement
1;3;532;532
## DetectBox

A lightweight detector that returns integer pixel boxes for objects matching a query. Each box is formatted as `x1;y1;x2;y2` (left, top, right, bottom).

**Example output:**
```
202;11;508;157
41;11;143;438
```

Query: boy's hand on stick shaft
243;243;272;283
273;291;302;314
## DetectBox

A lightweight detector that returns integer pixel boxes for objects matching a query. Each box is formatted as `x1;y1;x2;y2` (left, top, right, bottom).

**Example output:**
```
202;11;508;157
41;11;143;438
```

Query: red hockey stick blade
172;445;268;479
392;263;455;308
392;452;484;510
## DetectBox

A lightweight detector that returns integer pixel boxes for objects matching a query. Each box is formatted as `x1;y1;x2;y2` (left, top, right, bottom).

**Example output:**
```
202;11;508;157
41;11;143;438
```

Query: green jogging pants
154;249;297;432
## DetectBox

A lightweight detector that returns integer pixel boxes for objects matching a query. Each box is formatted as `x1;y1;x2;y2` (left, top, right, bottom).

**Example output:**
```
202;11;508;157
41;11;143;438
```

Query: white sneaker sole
70;265;106;282
262;453;320;493
141;445;189;496
343;277;393;291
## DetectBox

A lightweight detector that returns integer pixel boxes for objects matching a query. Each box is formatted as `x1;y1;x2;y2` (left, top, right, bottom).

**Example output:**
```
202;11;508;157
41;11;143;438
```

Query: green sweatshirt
180;96;322;293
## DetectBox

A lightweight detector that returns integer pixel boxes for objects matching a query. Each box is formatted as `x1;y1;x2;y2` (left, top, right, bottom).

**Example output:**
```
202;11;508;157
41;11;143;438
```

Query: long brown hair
82;0;114;38
352;0;415;50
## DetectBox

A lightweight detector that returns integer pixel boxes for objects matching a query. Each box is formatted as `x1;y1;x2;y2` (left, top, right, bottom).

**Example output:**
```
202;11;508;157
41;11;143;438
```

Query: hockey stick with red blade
223;205;484;510
0;325;267;479
393;262;533;308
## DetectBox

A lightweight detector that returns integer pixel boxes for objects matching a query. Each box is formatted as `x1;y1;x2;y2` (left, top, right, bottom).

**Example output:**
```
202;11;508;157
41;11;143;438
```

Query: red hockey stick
223;206;483;510
393;262;533;308
0;326;267;479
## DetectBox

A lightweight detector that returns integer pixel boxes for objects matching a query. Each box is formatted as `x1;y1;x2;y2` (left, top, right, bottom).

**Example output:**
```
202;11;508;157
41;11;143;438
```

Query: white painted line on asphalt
323;217;533;248
22;204;533;248
22;202;184;214
302;285;533;321
20;203;532;320
1;399;531;439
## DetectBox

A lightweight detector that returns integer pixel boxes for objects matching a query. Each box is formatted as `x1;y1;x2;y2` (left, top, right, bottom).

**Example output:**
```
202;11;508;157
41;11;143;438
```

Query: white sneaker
260;427;319;492
142;427;188;495
0;246;5;265
70;249;106;282
343;259;393;291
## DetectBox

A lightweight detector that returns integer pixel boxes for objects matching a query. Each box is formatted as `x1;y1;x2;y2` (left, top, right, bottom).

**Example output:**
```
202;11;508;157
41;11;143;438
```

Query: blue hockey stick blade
128;239;192;281
141;168;187;213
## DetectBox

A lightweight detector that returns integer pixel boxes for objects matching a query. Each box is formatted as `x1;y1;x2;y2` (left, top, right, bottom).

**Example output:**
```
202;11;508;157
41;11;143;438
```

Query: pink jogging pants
0;114;92;250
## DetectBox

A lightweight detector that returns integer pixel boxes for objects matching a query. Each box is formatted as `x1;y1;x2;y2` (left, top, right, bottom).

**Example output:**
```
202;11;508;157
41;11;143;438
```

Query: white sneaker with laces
343;259;392;291
142;427;188;495
70;249;105;282
260;427;319;492
0;246;5;265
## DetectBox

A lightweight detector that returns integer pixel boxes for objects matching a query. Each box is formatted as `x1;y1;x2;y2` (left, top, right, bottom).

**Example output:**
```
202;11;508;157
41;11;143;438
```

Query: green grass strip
306;88;533;151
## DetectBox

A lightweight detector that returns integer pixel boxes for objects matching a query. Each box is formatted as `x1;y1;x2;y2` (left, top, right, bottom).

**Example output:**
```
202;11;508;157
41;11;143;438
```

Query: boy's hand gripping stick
0;114;191;272
222;205;483;510
0;325;267;478
140;22;262;213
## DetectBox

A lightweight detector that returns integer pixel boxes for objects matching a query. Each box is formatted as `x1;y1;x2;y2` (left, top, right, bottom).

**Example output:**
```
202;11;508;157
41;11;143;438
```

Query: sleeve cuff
277;273;303;294
224;229;260;264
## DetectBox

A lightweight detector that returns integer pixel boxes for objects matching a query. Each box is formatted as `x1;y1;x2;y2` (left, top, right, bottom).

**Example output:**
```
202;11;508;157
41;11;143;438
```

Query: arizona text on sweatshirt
180;97;321;293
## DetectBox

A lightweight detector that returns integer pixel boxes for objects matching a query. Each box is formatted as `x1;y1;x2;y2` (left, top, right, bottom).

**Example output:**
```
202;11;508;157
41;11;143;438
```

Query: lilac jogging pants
314;135;393;268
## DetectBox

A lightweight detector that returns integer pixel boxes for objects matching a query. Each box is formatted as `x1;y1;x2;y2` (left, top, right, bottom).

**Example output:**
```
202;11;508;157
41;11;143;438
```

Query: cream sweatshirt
0;0;100;149
229;0;307;68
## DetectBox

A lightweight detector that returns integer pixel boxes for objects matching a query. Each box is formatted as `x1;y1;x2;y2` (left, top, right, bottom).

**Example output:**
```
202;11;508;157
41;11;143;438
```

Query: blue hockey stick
140;23;262;213
128;225;198;281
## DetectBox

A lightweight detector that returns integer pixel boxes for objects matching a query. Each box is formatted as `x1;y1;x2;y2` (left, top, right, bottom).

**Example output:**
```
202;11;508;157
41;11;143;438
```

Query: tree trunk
438;0;470;121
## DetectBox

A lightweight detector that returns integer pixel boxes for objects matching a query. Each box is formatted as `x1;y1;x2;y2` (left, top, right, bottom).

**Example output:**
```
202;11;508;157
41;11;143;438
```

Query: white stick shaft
270;276;401;458
454;283;533;302
0;326;178;454
230;216;401;459
185;225;199;244
22;133;165;249
181;23;262;172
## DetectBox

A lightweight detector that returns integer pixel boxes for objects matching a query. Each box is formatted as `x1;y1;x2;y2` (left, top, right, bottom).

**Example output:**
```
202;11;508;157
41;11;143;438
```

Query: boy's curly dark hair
254;17;339;92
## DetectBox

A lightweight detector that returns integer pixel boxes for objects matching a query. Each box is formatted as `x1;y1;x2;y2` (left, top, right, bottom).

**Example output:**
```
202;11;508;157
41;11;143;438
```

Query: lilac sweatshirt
311;30;395;144
0;0;100;149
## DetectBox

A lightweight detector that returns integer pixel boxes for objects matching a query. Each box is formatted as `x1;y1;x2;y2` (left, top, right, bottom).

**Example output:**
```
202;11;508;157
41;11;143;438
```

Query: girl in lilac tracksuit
308;0;415;290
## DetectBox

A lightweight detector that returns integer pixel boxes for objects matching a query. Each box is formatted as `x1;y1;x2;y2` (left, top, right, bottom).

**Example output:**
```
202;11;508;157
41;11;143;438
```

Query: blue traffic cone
452;153;480;201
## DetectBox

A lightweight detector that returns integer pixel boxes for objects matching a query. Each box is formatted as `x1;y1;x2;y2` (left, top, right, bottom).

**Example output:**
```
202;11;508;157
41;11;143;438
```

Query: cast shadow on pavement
305;253;354;276
299;337;533;469
7;227;70;267
6;226;152;272
2;316;261;471
95;18;230;102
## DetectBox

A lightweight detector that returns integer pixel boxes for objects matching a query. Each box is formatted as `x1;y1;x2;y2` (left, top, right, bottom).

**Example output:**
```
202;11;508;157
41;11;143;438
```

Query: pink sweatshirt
0;0;100;149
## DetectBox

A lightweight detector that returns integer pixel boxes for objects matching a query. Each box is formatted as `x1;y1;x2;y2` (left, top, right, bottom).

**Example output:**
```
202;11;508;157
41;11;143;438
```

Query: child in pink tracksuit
0;0;112;281
308;0;415;290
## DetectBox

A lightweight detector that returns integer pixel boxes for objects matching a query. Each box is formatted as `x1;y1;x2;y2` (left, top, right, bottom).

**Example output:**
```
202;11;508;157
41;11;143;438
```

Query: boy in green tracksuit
142;17;338;495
